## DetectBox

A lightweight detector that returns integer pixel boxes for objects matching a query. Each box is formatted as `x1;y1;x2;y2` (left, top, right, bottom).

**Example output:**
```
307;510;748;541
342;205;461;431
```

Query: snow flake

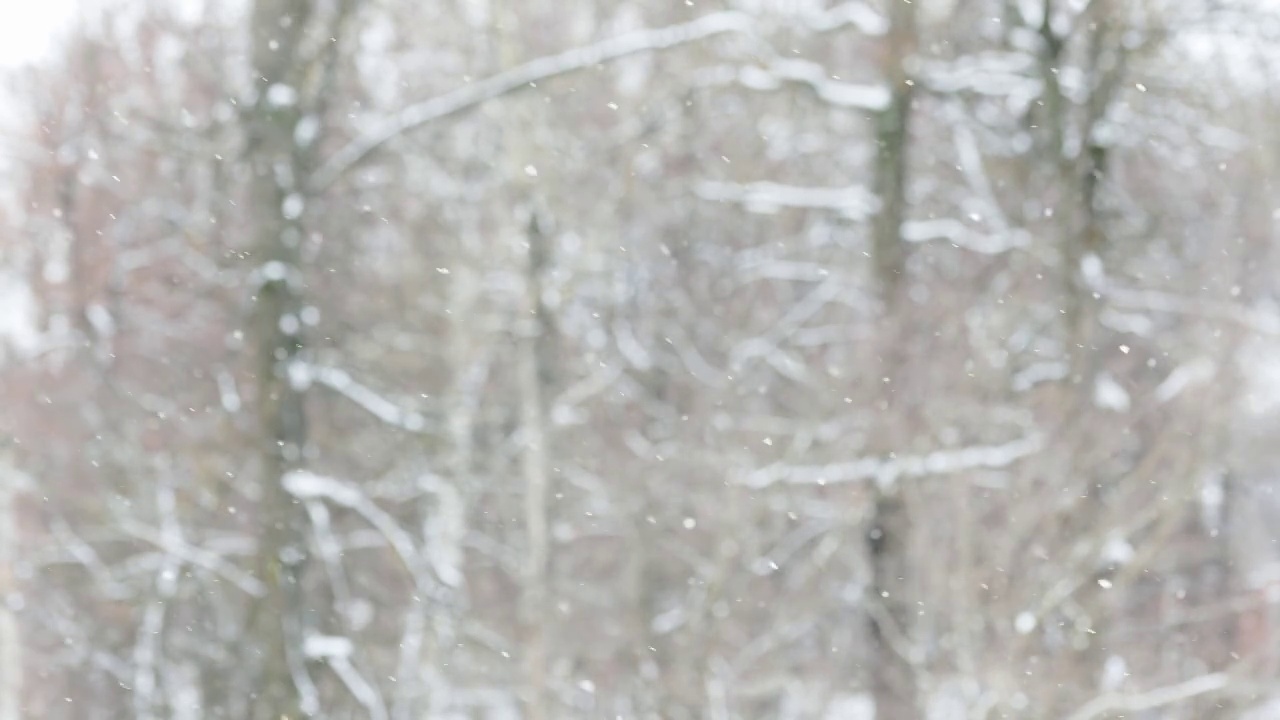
281;193;305;220
266;83;298;107
1015;612;1037;635
1093;373;1130;413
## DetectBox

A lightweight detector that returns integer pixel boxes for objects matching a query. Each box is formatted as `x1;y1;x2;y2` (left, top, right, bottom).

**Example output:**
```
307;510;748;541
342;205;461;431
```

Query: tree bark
868;3;921;718
245;1;316;716
868;492;916;720
870;0;917;305
518;211;554;720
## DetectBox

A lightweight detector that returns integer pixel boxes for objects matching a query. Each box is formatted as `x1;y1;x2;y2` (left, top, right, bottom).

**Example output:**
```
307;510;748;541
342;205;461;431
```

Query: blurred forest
4;0;1280;718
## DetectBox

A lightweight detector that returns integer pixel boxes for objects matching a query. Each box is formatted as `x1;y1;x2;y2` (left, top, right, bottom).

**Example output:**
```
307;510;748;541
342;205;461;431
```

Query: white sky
0;0;77;67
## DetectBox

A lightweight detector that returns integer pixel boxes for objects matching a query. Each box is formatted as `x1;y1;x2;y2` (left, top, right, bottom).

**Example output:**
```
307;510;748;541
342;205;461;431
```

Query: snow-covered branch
901;219;1030;255
1102;285;1280;336
1080;256;1280;335
119;520;267;598
304;635;389;720
729;276;852;379
282;470;461;591
312;11;754;190
801;1;888;35
1062;672;1230;720
1154;357;1217;404
700;59;890;110
740;432;1043;489
550;362;624;426
698;179;1028;254
50;519;132;599
916;52;1042;110
1025;505;1162;632
131;483;183;720
696;181;878;220
302;363;431;433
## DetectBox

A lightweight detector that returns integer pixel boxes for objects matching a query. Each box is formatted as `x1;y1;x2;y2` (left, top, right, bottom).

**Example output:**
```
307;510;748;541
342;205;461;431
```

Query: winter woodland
3;0;1280;718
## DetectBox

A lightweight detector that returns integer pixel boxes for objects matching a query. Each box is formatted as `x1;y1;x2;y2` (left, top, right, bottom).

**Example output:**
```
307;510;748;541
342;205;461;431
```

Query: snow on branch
723;59;890;110
1062;672;1230;720
801;1;888;35
302;363;430;433
916;52;1042;110
740;432;1043;489
901;219;1030;255
1154;357;1217;404
282;470;461;590
1079;256;1280;335
304;634;389;720
311;11;754;191
1103;285;1280;336
696;181;879;221
697;183;1029;258
120;520;267;598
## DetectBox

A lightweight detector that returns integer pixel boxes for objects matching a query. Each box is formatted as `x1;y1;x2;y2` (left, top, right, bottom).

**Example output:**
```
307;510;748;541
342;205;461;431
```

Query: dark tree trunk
244;1;316;716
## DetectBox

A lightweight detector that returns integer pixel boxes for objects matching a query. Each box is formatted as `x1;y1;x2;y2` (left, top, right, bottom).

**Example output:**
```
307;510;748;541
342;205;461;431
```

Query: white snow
902;219;1030;255
260;260;290;283
215;370;242;413
696;180;878;221
0;0;75;68
0;273;39;359
286;360;312;391
303;634;354;660
278;314;301;336
613;319;653;371
1080;253;1106;288
732;58;891;110
1154;358;1216;404
266;83;299;108
1093;373;1131;413
742;432;1043;488
312;11;755;190
1015;611;1037;634
281;193;305;220
1101;655;1129;691
803;2;887;35
283;470;462;590
1199;471;1225;533
824;693;874;720
650;606;687;635
293;115;320;148
309;364;429;433
84;304;115;338
418;473;466;590
1012;362;1068;392
1100;534;1135;566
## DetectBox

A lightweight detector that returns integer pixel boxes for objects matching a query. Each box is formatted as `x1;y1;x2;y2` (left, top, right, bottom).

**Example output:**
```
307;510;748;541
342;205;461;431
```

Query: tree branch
311;11;754;191
1062;672;1231;720
741;432;1042;489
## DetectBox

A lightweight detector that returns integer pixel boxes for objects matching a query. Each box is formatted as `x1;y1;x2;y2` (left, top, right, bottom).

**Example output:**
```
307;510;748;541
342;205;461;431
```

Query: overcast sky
0;0;76;68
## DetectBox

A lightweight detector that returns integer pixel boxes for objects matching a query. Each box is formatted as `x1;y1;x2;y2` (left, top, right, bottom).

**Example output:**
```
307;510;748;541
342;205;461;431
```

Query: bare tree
6;1;1280;718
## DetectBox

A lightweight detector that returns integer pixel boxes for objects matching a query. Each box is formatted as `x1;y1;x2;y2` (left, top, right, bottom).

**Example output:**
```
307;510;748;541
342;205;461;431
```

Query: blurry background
3;0;1280;718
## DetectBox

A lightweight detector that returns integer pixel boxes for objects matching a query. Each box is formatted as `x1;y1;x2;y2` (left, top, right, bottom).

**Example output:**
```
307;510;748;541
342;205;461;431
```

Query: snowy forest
3;0;1280;718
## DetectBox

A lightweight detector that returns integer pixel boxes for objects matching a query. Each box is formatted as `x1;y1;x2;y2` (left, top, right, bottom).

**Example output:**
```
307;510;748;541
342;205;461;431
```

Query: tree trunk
518;211;554;720
868;492;916;720
870;0;916;304
868;2;921;718
245;1;316;716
